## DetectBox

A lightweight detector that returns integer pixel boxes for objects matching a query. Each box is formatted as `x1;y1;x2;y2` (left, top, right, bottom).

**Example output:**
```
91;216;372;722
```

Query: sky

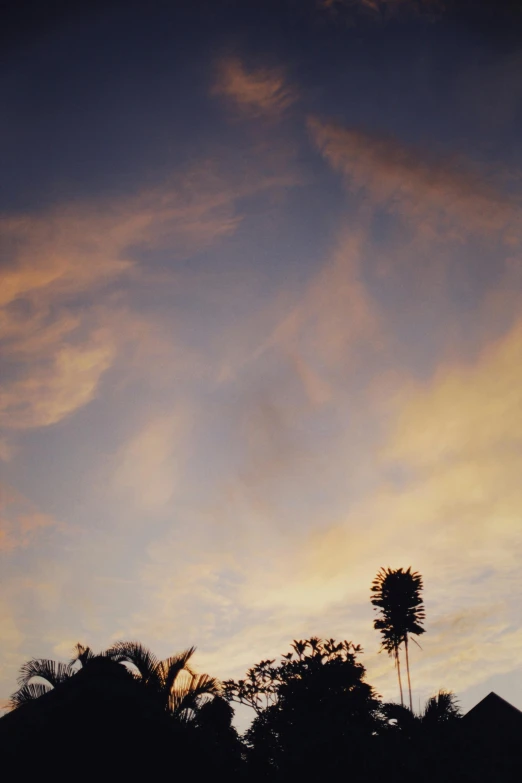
1;0;522;720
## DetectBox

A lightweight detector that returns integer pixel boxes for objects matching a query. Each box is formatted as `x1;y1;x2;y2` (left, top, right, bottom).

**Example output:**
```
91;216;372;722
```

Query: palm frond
70;643;96;667
381;701;420;738
158;646;196;701
17;658;75;688
104;641;161;686
422;689;461;724
170;673;221;720
383;701;417;722
9;682;52;709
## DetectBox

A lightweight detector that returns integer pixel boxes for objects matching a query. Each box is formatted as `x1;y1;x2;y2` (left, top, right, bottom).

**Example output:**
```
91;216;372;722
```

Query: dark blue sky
3;0;521;210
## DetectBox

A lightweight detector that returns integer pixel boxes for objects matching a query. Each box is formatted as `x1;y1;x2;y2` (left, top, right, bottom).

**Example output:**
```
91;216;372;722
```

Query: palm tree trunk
404;634;413;712
394;645;404;707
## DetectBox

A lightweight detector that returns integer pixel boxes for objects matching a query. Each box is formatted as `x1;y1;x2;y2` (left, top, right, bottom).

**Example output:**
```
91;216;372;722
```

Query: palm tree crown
9;658;77;708
104;641;219;720
9;640;219;722
422;689;461;725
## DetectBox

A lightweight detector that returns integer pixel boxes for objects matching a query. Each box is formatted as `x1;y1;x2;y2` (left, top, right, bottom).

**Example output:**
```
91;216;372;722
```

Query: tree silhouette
382;689;462;780
2;627;498;783
422;689;461;726
104;640;219;720
371;567;425;710
9;657;77;708
225;637;383;779
9;643;115;707
70;642;97;667
9;640;219;722
195;695;245;775
383;689;461;733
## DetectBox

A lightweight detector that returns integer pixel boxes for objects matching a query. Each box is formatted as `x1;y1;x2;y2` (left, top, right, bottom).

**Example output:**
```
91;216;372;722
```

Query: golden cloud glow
121;310;522;708
384;321;522;467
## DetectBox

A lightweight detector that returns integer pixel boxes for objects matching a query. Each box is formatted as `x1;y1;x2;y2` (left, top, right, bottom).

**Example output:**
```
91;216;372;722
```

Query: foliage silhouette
9;657;77;707
9;643;116;707
70;642;97;667
371;566;425;710
2;616;520;781
382;689;461;735
9;640;219;724
422;689;461;725
104;640;219;719
225;637;383;780
3;640;241;781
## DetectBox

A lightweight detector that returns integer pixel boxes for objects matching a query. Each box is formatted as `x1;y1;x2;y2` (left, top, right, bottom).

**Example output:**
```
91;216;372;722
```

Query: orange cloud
0;170;244;313
308;117;522;242
213;57;295;117
0;330;116;430
0;160;295;435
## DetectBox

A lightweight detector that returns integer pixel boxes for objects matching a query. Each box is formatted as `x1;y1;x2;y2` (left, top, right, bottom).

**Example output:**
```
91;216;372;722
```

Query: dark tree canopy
0;627;518;782
225;637;384;780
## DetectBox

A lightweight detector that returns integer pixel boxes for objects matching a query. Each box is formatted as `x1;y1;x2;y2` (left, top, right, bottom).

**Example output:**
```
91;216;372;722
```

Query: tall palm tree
104;641;219;720
373;621;405;706
371;567;425;711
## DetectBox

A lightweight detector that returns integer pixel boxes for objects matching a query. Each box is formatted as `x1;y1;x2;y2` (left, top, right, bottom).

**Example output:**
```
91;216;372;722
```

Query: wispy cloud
0;483;64;552
309;117;522;243
1;328;117;430
112;414;191;511
0;160;295;437
213;57;296;118
268;227;382;368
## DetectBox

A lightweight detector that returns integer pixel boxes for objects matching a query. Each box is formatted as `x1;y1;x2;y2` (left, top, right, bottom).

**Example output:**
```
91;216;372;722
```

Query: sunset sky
1;0;522;718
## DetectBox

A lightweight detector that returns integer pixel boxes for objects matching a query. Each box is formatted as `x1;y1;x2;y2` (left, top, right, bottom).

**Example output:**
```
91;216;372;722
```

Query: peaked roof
464;691;522;721
462;691;522;744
